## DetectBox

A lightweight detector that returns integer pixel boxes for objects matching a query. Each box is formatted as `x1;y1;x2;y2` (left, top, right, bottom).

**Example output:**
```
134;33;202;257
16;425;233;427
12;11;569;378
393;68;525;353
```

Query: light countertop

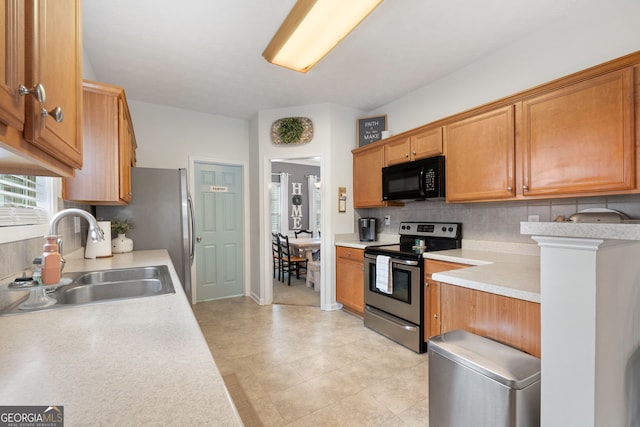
334;233;399;249
425;249;540;303
0;250;241;426
521;221;640;240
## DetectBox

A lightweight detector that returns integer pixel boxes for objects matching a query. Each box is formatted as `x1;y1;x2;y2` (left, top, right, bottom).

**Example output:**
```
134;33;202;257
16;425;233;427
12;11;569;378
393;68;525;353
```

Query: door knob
196;236;202;242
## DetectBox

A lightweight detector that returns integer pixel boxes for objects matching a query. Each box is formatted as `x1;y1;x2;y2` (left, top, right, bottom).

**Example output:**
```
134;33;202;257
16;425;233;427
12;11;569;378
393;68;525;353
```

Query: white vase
112;233;133;253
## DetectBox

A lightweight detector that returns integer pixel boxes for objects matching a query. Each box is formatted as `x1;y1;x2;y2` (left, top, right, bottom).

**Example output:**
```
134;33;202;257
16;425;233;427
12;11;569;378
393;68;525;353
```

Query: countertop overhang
424;249;540;303
0;249;241;426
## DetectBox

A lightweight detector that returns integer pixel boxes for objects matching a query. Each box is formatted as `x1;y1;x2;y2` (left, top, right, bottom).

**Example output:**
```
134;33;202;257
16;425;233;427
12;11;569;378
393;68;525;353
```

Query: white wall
252;103;362;309
127;100;249;169
370;0;640;135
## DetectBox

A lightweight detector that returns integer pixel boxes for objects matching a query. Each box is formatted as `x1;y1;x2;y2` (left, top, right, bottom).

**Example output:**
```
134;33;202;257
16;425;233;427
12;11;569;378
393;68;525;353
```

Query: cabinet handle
507;186;513;191
404;153;409;158
412;151;417;155
523;185;529;192
18;83;46;103
41;106;64;123
433;314;438;319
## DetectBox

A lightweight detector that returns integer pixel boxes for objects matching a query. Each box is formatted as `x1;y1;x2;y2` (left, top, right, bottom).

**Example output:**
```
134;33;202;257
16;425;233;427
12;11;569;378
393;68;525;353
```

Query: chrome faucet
48;208;105;272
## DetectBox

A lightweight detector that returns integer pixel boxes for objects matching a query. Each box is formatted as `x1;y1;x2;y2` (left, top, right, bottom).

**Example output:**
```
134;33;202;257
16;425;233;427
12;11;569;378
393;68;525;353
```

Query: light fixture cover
263;0;384;73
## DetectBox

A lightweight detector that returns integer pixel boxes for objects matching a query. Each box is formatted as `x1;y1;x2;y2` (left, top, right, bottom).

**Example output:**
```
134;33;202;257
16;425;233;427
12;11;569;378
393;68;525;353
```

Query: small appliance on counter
84;221;112;258
358;217;377;242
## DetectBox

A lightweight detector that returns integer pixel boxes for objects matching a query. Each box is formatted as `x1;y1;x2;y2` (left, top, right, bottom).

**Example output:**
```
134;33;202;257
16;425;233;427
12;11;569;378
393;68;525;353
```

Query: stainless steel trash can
428;330;540;427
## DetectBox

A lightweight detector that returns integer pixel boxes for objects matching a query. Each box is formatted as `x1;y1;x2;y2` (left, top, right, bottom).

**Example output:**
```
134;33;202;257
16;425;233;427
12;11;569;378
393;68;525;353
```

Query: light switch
384;215;391;225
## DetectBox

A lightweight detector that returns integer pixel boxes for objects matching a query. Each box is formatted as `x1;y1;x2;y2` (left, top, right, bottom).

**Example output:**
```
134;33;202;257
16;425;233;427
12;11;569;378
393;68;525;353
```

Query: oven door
363;253;422;324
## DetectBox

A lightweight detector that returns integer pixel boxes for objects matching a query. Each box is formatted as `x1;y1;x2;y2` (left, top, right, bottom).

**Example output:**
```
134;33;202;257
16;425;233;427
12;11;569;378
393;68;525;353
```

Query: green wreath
277;117;304;144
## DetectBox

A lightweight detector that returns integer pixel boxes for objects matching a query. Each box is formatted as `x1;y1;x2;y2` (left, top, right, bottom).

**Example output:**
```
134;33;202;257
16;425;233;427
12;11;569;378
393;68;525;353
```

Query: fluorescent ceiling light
262;0;384;73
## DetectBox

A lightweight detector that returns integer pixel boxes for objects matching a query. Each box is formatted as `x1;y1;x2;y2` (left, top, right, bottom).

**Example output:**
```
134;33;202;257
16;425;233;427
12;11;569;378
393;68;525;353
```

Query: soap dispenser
41;235;61;285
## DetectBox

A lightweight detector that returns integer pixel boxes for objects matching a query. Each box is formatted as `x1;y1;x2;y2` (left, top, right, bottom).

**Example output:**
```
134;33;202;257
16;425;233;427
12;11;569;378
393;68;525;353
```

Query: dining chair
271;232;282;281
278;233;308;286
294;229;313;238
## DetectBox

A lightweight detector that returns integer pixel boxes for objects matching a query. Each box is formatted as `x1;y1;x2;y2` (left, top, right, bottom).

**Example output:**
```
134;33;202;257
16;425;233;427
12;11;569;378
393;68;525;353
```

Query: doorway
194;161;244;301
271;158;321;307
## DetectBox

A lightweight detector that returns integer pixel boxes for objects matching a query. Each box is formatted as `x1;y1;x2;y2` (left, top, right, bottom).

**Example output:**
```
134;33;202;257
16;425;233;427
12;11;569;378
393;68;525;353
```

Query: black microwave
382;156;445;201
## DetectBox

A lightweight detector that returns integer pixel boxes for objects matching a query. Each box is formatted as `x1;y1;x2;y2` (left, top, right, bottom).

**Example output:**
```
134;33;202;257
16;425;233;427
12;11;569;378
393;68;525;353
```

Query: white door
194;162;243;301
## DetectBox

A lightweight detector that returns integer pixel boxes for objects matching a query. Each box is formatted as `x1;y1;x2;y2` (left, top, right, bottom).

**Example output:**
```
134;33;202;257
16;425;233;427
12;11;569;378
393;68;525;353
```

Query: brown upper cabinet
0;0;82;176
63;81;137;205
353;143;386;208
445;105;516;202
519;67;635;197
384;126;443;166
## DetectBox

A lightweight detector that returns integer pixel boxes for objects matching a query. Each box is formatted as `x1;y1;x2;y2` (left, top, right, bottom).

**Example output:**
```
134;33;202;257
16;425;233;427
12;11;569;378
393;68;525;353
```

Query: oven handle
365;306;419;332
364;254;419;266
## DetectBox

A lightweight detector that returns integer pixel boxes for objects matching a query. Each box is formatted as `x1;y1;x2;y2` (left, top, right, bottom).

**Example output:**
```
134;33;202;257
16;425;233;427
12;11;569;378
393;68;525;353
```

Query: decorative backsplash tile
362;194;640;245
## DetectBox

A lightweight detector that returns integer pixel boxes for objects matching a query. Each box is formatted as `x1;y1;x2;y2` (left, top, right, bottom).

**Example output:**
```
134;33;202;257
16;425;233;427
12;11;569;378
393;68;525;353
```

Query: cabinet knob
196;236;202;242
412;151;417;155
41;106;64;123
433;314;438;320
507;186;513;192
523;185;529;192
18;83;46;103
405;153;409;158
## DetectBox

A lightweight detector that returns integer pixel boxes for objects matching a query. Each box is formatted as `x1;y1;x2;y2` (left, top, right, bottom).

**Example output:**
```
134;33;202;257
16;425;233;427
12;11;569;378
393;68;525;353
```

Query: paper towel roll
85;221;112;258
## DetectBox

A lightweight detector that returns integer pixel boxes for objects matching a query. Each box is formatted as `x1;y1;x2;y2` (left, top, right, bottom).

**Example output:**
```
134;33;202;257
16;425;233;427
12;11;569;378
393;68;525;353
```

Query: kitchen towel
375;255;393;294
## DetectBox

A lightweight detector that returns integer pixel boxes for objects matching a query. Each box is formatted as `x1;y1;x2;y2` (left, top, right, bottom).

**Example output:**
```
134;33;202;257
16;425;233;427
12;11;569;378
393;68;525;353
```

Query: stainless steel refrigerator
97;167;194;301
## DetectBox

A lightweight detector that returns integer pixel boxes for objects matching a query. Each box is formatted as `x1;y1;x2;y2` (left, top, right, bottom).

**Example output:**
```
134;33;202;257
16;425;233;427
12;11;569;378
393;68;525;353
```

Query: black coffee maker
358;217;377;242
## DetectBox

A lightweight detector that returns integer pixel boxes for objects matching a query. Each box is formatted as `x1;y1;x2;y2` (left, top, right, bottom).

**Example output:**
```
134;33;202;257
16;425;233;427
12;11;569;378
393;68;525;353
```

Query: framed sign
357;114;387;147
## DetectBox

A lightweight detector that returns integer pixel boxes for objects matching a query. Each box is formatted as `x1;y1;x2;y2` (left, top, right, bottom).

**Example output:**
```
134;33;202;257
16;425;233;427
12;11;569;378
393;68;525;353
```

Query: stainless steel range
364;221;462;353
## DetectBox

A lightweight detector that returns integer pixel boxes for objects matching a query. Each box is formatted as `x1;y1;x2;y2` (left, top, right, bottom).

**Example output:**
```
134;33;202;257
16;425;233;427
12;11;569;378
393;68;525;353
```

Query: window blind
0;174;48;226
270;182;281;233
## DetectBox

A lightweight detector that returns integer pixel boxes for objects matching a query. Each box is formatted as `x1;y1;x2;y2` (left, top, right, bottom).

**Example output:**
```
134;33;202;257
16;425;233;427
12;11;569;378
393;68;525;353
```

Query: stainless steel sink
0;265;175;315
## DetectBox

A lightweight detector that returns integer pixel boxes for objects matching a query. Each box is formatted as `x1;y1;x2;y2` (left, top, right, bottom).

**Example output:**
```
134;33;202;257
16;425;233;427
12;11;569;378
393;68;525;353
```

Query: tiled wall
362;194;640;244
0;201;91;280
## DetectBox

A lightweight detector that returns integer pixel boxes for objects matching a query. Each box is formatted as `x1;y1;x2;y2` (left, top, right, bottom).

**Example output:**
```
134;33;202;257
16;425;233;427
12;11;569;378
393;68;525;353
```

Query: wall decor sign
271;117;314;145
357;114;387;147
290;182;303;229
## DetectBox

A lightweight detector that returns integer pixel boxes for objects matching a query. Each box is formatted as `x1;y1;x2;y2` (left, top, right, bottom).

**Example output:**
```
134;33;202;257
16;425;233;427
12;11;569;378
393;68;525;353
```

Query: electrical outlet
527;215;540;222
384;215;391;225
74;216;81;233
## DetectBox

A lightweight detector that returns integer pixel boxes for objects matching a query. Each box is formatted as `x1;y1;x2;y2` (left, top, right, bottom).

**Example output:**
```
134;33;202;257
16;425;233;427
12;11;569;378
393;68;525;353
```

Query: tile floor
193;296;430;426
272;275;320;307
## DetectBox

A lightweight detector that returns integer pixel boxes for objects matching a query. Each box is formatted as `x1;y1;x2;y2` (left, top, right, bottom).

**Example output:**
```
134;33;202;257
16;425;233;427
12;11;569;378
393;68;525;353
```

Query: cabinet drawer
336;246;364;261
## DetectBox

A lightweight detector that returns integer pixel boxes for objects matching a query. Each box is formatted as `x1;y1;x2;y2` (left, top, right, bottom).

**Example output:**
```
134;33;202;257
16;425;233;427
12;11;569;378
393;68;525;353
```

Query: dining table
288;237;321;262
288;237;321;290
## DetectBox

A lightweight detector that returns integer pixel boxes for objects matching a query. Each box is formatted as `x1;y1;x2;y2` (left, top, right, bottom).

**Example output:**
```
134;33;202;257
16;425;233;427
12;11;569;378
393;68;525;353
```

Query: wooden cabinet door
384;127;443;166
353;144;385;208
411;126;443;160
118;99;132;203
424;279;441;341
445;105;515;202
383;136;411;166
63;81;135;205
0;0;24;131
336;247;365;315
23;0;82;169
424;259;469;341
440;283;541;357
521;68;635;197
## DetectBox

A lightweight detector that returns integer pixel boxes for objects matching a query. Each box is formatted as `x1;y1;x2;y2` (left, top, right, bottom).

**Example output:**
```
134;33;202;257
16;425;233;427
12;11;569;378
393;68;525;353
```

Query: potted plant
110;218;134;253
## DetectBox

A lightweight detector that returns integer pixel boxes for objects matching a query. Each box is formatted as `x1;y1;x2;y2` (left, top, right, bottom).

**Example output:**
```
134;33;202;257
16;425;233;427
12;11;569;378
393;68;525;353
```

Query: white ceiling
82;0;598;120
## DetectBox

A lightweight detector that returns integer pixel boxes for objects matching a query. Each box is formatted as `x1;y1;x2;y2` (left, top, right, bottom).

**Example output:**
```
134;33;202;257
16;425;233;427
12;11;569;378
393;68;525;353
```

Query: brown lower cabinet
425;259;541;358
335;246;365;315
